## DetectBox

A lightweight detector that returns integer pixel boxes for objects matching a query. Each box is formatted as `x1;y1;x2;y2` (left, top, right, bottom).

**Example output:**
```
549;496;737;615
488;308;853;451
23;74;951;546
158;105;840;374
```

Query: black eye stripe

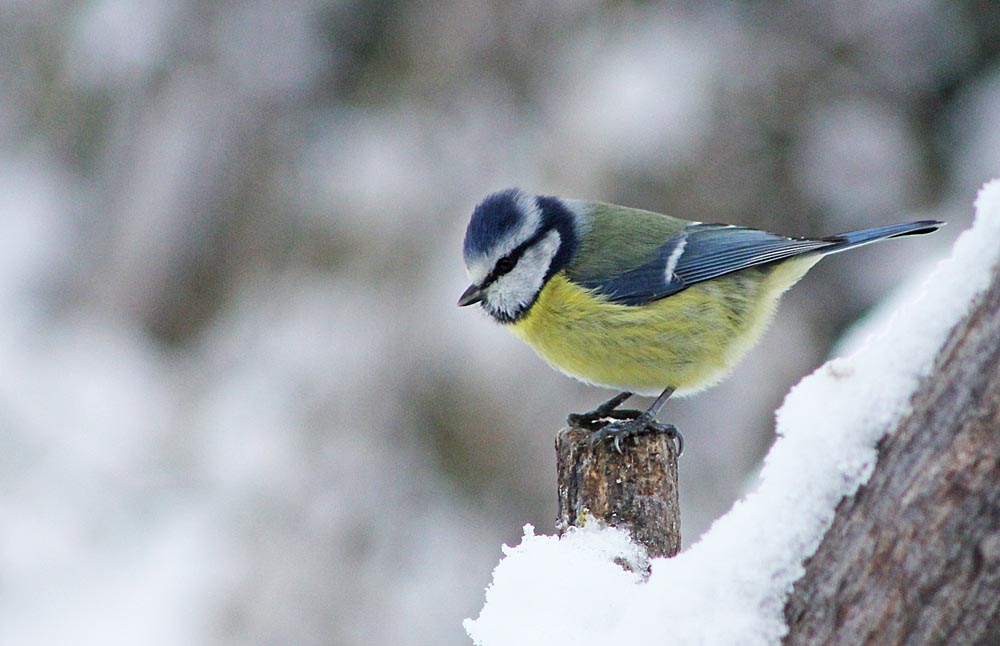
495;255;516;275
482;225;552;286
483;251;521;285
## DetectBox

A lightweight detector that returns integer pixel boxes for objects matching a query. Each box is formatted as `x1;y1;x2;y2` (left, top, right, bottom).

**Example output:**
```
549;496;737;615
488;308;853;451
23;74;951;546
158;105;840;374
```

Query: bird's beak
457;284;485;307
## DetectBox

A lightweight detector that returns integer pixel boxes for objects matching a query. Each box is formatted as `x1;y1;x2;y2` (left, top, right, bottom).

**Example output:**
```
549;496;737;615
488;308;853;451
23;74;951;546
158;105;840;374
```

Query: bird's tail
822;220;944;254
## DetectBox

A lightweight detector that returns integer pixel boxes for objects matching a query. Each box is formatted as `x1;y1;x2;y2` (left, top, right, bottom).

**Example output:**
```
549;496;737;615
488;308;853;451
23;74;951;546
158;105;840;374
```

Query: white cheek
487;231;561;318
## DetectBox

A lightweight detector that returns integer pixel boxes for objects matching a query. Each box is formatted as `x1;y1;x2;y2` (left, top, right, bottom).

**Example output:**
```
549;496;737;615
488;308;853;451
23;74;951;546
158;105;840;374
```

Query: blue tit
458;188;942;451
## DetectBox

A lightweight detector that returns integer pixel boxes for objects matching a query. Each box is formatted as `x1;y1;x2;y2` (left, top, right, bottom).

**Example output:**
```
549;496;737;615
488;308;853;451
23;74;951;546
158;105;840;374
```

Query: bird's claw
587;417;684;456
567;392;636;429
567;408;643;430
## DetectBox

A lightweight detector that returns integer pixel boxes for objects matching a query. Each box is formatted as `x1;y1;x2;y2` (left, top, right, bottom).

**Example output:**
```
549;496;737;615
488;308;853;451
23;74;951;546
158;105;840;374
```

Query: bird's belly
507;263;814;395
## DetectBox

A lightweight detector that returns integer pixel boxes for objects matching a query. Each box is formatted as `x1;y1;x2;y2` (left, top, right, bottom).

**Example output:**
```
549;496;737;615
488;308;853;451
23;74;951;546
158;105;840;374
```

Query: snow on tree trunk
783;254;1000;645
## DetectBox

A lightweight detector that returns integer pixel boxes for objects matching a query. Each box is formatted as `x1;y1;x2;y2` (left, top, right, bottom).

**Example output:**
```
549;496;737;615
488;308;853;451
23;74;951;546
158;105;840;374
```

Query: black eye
495;255;516;276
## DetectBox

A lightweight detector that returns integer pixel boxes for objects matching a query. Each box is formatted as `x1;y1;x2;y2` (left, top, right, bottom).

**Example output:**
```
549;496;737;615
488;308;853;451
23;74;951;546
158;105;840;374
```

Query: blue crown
463;188;527;260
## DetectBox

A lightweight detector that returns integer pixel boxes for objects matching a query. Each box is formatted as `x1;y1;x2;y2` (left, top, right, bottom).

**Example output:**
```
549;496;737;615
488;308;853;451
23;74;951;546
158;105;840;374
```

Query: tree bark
556;426;680;559
783;261;1000;645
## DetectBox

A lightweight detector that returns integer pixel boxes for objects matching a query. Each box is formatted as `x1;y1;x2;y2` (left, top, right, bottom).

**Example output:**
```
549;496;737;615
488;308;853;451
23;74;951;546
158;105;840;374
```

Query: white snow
465;179;1000;646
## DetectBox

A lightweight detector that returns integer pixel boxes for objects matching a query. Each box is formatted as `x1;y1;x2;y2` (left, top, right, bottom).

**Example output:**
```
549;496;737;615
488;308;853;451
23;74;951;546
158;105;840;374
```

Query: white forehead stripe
466;258;490;286
514;190;544;233
490;191;544;260
465;191;543;285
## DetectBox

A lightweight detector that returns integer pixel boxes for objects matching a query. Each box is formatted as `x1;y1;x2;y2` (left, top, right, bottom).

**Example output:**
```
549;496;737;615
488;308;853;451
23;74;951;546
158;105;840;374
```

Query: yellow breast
506;259;819;396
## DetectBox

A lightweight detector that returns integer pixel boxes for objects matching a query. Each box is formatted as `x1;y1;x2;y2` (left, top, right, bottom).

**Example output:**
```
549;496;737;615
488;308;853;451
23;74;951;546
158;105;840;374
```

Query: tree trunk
783;261;1000;645
555;426;681;559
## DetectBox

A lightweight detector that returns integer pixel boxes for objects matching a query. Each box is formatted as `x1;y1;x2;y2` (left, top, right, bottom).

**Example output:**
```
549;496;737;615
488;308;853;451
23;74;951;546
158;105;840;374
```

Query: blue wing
579;223;831;305
574;219;942;306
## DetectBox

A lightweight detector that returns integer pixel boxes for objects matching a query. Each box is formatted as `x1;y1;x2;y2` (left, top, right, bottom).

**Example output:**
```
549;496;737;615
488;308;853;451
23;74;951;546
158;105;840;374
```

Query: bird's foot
567;392;638;430
588;416;684;456
568;407;643;430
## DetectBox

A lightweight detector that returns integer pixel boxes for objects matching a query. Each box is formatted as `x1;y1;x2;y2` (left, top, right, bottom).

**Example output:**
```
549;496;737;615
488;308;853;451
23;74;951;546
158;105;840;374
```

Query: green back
566;202;688;284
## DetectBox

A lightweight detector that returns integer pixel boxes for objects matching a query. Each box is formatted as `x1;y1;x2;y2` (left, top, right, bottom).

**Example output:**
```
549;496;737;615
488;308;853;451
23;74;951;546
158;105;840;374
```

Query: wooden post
556;426;681;558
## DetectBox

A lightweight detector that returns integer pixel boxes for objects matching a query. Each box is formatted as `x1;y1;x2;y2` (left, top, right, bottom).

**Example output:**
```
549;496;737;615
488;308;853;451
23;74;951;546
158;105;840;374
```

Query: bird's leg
567;392;641;429
588;387;684;455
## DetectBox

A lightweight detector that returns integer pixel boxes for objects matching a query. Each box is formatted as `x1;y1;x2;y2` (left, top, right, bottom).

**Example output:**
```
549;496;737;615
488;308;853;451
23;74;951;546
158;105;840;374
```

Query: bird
457;188;943;452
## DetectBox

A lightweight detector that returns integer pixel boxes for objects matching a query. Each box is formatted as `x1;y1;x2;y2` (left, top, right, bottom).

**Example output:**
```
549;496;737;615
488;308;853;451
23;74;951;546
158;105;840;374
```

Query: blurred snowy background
1;2;998;644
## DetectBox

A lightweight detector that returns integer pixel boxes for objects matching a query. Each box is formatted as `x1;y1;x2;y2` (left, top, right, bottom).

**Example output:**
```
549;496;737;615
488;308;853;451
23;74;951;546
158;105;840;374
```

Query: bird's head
459;189;582;323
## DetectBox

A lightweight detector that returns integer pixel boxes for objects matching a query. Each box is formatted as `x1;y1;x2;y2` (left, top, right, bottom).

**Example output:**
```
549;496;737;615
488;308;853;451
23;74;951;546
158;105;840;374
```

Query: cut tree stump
556;426;681;558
